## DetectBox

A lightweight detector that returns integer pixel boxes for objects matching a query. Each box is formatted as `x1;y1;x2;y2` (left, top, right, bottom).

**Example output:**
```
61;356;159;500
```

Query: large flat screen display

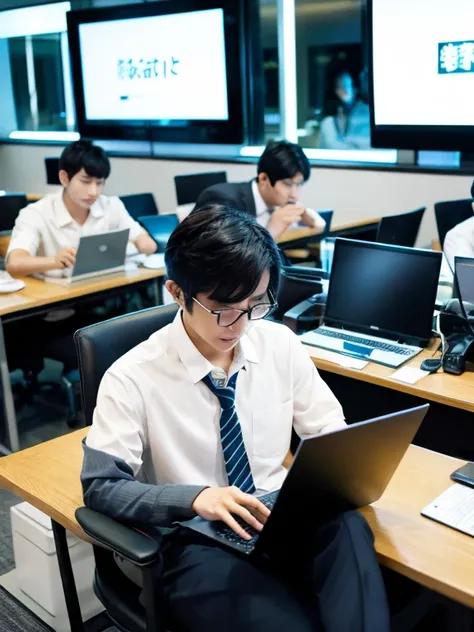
368;0;474;150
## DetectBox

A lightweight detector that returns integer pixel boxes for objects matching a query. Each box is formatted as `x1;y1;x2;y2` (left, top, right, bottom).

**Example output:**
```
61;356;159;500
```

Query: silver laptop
45;229;129;285
301;238;442;368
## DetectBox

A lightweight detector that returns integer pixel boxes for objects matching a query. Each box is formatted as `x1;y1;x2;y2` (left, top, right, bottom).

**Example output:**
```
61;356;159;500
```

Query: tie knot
202;372;238;410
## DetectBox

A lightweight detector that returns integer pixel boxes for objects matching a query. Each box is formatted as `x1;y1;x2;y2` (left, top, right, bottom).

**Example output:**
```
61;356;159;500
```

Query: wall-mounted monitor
67;0;263;144
368;0;474;150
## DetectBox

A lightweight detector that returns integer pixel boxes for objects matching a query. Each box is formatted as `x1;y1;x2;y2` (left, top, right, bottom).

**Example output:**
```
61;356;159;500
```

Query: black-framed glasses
192;293;278;327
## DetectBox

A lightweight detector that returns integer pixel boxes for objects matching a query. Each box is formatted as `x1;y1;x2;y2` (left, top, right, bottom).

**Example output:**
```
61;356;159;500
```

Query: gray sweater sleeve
81;441;206;526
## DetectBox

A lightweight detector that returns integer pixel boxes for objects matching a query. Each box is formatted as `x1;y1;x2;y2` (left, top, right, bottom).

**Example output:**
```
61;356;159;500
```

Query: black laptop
180;404;429;556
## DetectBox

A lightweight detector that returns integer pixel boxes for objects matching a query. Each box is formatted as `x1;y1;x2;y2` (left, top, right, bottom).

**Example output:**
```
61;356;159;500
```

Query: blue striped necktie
202;372;256;494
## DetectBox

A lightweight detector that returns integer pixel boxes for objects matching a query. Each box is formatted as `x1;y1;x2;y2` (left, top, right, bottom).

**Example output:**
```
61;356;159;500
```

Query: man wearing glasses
82;206;389;632
193;139;326;240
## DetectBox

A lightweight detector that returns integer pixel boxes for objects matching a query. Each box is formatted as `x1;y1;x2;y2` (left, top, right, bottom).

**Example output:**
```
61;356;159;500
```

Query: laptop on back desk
42;229;130;285
301;238;442;367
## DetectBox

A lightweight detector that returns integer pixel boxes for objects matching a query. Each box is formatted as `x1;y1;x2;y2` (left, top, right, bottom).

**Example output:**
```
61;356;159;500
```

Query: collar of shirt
53;192;106;228
251;179;273;219
168;311;260;385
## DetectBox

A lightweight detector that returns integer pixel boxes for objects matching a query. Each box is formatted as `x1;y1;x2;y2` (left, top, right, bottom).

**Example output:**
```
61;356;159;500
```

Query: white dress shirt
86;313;345;493
251;180;326;232
444;213;474;270
7;192;143;273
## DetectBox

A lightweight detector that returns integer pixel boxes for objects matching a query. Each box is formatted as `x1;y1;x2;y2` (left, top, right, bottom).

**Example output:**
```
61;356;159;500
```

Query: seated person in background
319;71;371;150
6;140;156;278
443;182;474;270
192;140;326;240
82;205;389;632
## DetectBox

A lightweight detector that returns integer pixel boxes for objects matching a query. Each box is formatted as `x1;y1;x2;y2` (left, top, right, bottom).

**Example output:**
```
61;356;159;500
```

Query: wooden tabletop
330;216;381;233
0;428;88;539
306;341;474;413
0;429;473;605
0;268;165;318
361;446;474;607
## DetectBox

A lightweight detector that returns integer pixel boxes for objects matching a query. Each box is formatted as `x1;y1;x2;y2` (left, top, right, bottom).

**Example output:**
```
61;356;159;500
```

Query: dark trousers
161;511;390;632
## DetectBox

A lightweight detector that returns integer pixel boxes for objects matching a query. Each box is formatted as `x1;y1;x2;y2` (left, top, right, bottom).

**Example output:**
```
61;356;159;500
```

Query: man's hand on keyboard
192;487;271;540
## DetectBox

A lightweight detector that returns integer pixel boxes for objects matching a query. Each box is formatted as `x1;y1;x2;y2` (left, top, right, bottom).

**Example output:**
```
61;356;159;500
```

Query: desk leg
0;317;18;453
52;520;84;632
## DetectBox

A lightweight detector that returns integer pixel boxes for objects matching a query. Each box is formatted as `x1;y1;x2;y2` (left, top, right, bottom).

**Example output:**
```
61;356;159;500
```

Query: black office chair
44;158;61;185
273;265;328;322
174;171;227;206
375;207;426;247
138;214;179;252
120;194;159;221
434;198;473;248
0;193;27;232
74;304;179;632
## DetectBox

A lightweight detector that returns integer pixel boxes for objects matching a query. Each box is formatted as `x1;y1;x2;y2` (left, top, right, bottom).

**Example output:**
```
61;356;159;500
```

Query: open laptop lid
72;228;130;278
323;238;442;346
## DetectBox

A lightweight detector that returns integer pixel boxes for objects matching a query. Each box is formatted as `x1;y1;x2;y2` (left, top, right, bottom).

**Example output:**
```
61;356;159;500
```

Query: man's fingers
228;502;264;532
217;509;252;540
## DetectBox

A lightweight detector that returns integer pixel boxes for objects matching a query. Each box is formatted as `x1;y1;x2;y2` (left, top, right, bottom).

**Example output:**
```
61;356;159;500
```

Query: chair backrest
434;198;474;248
274;267;325;320
138;214;179;251
44;157;60;185
74;304;178;426
0;193;27;231
174;171;227;206
376;207;426;248
316;209;334;236
120;193;159;221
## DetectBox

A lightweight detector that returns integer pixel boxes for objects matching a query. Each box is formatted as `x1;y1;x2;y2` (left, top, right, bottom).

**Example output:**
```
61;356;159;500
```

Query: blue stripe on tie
202;372;255;494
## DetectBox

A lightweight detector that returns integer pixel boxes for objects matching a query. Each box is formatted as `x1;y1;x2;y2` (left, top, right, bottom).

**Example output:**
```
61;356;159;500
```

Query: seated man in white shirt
192;140;327;240
6;139;156;278
443;195;474;271
82;205;389;632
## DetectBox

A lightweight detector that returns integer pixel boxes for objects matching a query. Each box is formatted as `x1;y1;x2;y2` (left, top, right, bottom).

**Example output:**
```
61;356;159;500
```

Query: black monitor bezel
67;0;262;144
367;0;474;151
324;238;442;346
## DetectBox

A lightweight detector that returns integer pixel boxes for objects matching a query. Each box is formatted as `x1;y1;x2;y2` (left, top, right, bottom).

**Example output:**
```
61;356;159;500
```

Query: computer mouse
420;358;442;373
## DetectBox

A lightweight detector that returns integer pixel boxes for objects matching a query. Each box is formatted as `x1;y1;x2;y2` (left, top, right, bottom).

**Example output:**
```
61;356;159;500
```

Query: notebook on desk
41;229;129;286
301;238;442;368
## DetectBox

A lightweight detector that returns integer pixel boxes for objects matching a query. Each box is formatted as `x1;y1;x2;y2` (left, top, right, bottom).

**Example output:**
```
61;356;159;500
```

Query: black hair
257;140;310;186
471;179;474;199
165;205;282;311
59;140;111;181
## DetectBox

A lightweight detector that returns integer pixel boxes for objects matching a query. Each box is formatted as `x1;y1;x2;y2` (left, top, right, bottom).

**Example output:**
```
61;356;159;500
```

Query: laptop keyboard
212;490;279;551
317;327;413;355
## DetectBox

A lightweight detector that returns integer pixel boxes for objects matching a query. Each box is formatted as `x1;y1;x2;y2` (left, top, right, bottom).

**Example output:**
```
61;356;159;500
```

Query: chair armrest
76;507;161;567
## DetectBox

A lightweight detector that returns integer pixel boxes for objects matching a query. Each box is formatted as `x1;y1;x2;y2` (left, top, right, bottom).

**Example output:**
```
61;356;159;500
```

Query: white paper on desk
308;347;368;370
389;367;430;384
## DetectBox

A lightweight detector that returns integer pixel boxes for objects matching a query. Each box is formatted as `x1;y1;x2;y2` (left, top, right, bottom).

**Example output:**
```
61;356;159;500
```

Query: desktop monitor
324;239;442;345
368;0;474;150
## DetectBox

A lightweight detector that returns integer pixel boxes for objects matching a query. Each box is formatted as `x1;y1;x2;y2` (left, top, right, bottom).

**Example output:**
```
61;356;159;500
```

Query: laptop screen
454;257;474;333
455;257;474;305
324;239;442;343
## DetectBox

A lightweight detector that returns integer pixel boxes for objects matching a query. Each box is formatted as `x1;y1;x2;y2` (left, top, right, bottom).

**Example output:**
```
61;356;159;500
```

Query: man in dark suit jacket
193;140;326;240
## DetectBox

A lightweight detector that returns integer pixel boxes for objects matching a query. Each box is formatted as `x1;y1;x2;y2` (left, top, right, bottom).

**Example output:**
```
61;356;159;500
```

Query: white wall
0;143;472;247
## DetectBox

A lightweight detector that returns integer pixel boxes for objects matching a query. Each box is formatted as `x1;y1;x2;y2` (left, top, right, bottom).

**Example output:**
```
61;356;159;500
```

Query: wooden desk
0;430;473;626
0;269;165;454
276;226;322;245
306;341;474;414
26;193;43;202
